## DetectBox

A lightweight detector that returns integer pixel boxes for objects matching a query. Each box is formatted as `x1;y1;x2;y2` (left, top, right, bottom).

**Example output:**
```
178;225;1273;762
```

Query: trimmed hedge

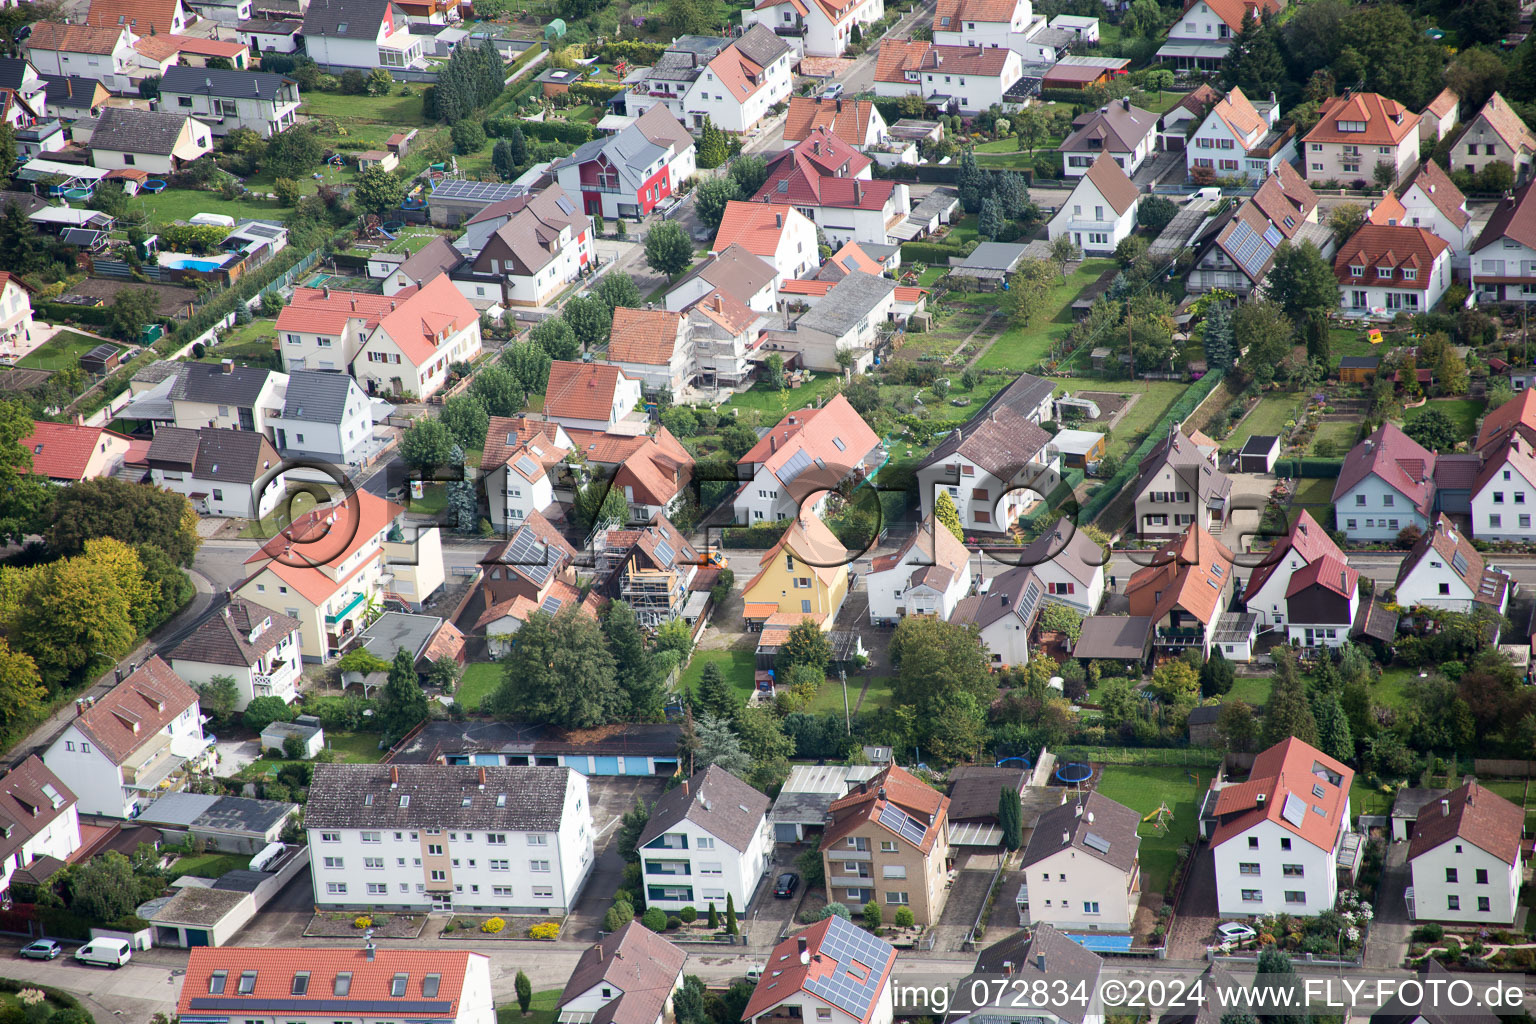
1054;745;1224;766
567;82;622;102
488;116;594;144
722;519;795;548
899;241;963;264
36;301;113;327
1273;457;1346;478
595;41;669;64
0;977;94;1022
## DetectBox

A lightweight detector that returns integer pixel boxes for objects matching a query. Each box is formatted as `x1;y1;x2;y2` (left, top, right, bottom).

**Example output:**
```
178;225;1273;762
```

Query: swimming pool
1065;932;1134;953
166;258;224;272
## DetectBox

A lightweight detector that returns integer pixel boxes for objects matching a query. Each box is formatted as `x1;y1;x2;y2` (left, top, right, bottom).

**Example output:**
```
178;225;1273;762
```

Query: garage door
623;757;652;776
566;756;592;774
185;929;210;947
593;756;621;774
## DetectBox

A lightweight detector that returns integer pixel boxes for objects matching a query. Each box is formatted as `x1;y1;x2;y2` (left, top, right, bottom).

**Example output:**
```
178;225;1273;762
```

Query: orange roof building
1334;224;1452;314
1406;781;1525;924
1303;92;1422;186
783;96;886;149
712;200;818;283
741;513;851;629
542;359;644;431
20;421;135;483
872;40;1024;116
85;0;190;35
1157;0;1285;69
605;307;689;394
1453;91;1536;183
734;393;881;524
743;0;882;61
1125;523;1235;656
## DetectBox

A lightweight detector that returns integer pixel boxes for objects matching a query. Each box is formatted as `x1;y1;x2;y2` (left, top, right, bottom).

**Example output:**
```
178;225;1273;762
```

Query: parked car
746;965;764;984
1217;922;1256;942
18;939;60;960
74;937;131;968
773;872;799;898
823;83;844;99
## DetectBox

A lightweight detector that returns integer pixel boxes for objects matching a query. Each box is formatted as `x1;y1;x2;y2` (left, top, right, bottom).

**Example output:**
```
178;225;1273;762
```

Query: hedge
899;241;963;264
567;82;622;102
488;116;593;144
36;301;113;328
722;519;796;548
0;977;94;1022
594;40;669;64
1035;88;1107;105
1054;745;1225;766
1273;457;1346;478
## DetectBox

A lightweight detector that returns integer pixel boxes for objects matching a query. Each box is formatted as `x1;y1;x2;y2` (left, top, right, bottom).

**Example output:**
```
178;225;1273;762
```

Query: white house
1204;737;1353;918
606;306;691;395
301;0;425;72
1407;782;1523;925
1241;510;1344;629
1470;178;1536;304
1018;791;1140;932
713;201;819;286
1335;224;1452;318
147;426;287;520
1395;515;1511;615
1155;0;1282;70
916;373;1059;533
784;96;887;150
931;0;1073;62
636;765;771;912
741;0;884;59
558;923;687;1024
743;918;897;1024
542;360;643;432
753;128;911;246
169;361;287;436
1472;436;1536;541
269;370;376;467
1283;554;1359;649
1016;519;1106;616
1420;87;1460;145
305;763;594;913
42;657;210;819
24;23;139;94
866;514;974;625
1303;92;1422;186
665;243;779;313
1186;85;1294;182
1048;152;1139;256
178;948;495;1024
0;56;48;127
1371;161;1474;263
1331;423;1438;542
166;599;304;710
871;40;1024;116
551;107;696;222
0;272;33;355
1453;92;1536;182
1187;164;1328;297
158;65;300;139
480;418;569;533
734;393;881;524
0;757;81;905
1059;98;1158;179
88;106;212;175
632;25;793;134
951;564;1044;668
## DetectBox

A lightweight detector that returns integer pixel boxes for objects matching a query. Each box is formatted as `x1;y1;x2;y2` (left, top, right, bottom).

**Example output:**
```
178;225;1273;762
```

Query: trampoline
995;756;1032;770
382;221;404;233
1055;762;1092;784
143;180;167;193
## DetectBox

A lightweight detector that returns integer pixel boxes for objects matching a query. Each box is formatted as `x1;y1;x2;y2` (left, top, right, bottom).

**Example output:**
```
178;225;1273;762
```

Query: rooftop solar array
514;454;540;478
778;448;813;484
1083;831;1111;855
654;539;675;568
555;195;574;215
432;179;525;202
1014;578;1042;624
1451;551;1469;577
1224;219;1275;279
877;803;929;846
541;595;564;615
503;525;554;583
1262;224;1283;248
1280;792;1306;828
803;917;895;1019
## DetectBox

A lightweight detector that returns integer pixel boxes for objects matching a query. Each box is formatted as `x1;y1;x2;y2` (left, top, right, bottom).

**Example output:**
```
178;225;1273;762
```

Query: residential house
665;243;779;313
743;918;896;1024
606;307;691;395
445;185;595;308
1332;422;1438;542
1186;85;1295;182
686;288;767;390
629;26;792;134
191;0;256;26
472;510;578;630
1125;523;1236;658
542;360;643;431
1159;82;1220;148
620;37;729;124
1395;514;1511;614
42;656;209;819
741;0;885;59
1018;791;1140;931
1407;782;1523;924
19;421;133;483
0;757;81;905
818;765;950;925
1241;510;1344;628
236;490;445;659
950;564;1043;668
354;611;466;675
713;201;819;285
1370;160;1475;264
1335;224;1452;317
636;765;771;912
394;0;461;24
566;427;695;524
916;372;1058;533
558;924;687;1024
23;24;138;94
0;57;47;128
740;513;851;630
479;419;569;532
1188;163;1327;297
1283;555;1359;649
734;393;881;524
13;118;64;160
269;369;376;467
592;514;702;628
302;0;424;72
237;17;304;53
1059;98;1158;179
1155;0;1283;69
871;40;1024;116
1470;178;1536;304
0;272;32;354
1203;736;1353;917
551;106;696;221
866;513;974;625
1421;87;1460;145
166;600;303;710
1472;435;1536;541
306;763;593;912
147;426;286;519
88;106;212;174
86;0;191;34
177;949;493;1024
931;0;1071;62
169;361;287;436
40;75;108;121
1303;92;1421;186
1016;517;1107;615
950;925;1103;1024
1048;152;1139;256
768;270;897;372
1131;428;1231;539
1477;388;1536;453
158;66;300;139
133;35;251;77
784;96;886;149
1453;92;1536;182
753;128;911;246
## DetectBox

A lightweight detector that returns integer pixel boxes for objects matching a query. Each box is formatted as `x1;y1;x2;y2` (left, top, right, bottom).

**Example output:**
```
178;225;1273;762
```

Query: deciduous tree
531;316;579;362
439;394;490;451
562;294;612;350
645;221;693;279
400;416;458;470
1267;241;1338;318
694;177;741;230
491;607;621;728
594;272;642;311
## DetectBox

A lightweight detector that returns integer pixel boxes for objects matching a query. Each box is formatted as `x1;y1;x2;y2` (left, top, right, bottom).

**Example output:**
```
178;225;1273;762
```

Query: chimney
595;942;604;962
390;300;396;310
221;359;234;374
1074;803;1083;817
854;181;862;204
798;936;810;965
478;767;487;788
1442;798;1451;816
390;765;399;788
836;98;842;112
323;285;330;298
1087;811;1095;824
365;938;376;962
1061;831;1069;844
1121;97;1130;110
878;787;886;799
683;779;690;796
1256;792;1266;805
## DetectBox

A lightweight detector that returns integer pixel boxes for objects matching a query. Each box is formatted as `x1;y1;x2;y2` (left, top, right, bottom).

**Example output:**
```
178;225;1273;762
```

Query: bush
603;901;634;931
642;907;668;932
354;915;372;929
1412;923;1445;943
451;120;487;155
527;921;560;939
679;905;698;923
665;916;682;929
893;907;915;928
480;916;506;934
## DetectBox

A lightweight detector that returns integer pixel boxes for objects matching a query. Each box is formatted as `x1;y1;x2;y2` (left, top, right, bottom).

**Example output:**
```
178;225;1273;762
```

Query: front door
431;892;452;910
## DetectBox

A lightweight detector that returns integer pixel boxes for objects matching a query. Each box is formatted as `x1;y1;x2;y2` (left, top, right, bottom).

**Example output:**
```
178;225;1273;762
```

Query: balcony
1247;124;1296;160
325;591;366;625
774;21;806;34
1156;626;1205;646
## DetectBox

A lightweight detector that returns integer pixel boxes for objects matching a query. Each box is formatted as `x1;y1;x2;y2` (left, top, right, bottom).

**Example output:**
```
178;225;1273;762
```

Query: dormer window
1403;268;1417;280
1349;265;1363;277
1376;266;1392;279
1337;120;1366;132
940;15;949;23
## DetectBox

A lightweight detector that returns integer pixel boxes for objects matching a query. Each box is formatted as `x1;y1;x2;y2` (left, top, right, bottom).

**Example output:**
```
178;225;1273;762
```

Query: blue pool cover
1065;932;1134;952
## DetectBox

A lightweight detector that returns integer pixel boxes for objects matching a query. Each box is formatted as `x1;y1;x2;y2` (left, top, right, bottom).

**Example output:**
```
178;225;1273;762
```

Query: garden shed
1237;434;1280;474
79;343;122;375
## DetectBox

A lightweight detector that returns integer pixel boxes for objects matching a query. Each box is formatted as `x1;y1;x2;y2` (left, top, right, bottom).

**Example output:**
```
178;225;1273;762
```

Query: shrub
480;916;506;934
273;178;303;206
527;921;561;939
603;902;634;931
354;916;372;929
893;907;915;928
642;907;668;932
666;916;682;930
679;905;698;923
1412;923;1444;943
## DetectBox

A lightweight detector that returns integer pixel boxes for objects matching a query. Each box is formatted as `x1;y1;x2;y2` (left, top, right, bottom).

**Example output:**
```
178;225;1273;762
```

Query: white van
250;842;286;873
74;938;131;968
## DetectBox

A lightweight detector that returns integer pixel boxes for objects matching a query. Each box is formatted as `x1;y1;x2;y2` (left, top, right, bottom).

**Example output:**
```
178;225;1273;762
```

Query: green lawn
324;731;389;761
720;375;839;423
458;662;502;711
1398;397;1485;438
239;487;324;536
18;330;117;371
1309;419;1359;456
809;675;894;715
297;89;427;124
679;649;757;704
497;989;561;1024
171;852;251;880
1350;778;1393;817
1374;667;1429;711
200;319;278;364
1094;765;1204;896
1224;675;1273;706
972;259;1118;372
1328;326;1384;367
1080;380;1191;461
1223;393;1300;450
1290;477;1334;506
132;186;287;230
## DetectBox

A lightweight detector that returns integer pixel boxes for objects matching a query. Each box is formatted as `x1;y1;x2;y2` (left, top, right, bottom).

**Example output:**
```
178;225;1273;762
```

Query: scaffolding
621;559;681;628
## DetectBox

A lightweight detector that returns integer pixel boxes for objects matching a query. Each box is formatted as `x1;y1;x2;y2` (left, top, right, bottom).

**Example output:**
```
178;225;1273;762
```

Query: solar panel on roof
555;196;574;215
504;525;554;583
1014;579;1042;623
1083;831;1111;854
778;448;813;484
654;539;675;568
514;455;539;477
1452;551;1469;576
1262;224;1283;247
542;595;563;614
1281;792;1306;827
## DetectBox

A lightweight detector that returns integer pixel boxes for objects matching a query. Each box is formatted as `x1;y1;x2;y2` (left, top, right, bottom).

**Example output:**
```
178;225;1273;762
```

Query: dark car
19;940;61;961
773;872;799;898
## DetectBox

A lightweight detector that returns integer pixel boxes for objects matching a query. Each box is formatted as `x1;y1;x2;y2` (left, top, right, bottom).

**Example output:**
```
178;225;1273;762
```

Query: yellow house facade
741;514;849;630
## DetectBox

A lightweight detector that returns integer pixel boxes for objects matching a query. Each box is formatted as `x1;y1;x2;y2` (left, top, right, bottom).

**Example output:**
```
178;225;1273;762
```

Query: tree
1200;649;1235;697
604;601;665;721
1454;0;1517;48
1267;241;1338;318
1137;195;1178;234
1313;691;1354;762
934;491;964;541
697;116;729;168
1217;699;1259;752
0;204;43;276
1048;235;1080;281
447;479;479;533
108;286;158;342
1149;660;1199;703
501;339;553;397
14;542;146;689
572;476;627;533
400;416;458;471
665;0;713;33
1006;258;1056;327
645;221;693;279
720;422;759;459
1437;347;1470;396
243;694;293;732
780;618;832;674
694;712;751;774
0;638;45;738
265;124;323;177
45;475;197;565
977;196;1004;240
617;798;650;863
863;899;883;930
735;706;793;788
694;661;737;720
890;616;991;705
563;294;612;350
507;124;529;166
1328;203;1367;248
463;364;521;417
439;394;490;451
69;851;138;923
694;177;742;230
198;674;242;728
1403;406;1459;452
956;148;985;213
353;166;406;215
1013;107;1049;154
729;154;768;195
1234;301;1293;387
594;272;642;312
491;139;516;179
0;122;14;186
530;316;579;362
1263;649;1318;746
491;608;621;728
725;892;739;934
1202;302;1235;372
450;119;487;155
515;971;533;1015
997;786;1023;850
1224;12;1286;96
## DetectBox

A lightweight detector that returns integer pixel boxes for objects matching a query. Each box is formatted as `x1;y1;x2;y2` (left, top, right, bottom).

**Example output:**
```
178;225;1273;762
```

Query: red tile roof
1396;514;1509;608
820;764;948;854
72;656;199;765
872;40;1015;85
26;21;127;55
933;0;1021;27
1243;510;1343;601
87;0;183;33
1407;781;1524;865
1330;421;1437;515
1333;224;1448;292
543;360;636;424
754;128;892;212
780;279;834;296
245;489;402;575
1125;523;1234;626
1206;85;1267;143
1285;553;1357;600
607;307;686;367
1476;386;1536;452
1404;159;1470;231
1304;92;1420;146
479;416;569;473
1424;87;1459;120
1465;92;1536;156
1473;178;1536;256
21;421;127;481
685;288;759;335
711;201;803;258
1209;736;1353;852
372;273;476;369
179;948;485;1019
277;285;409;337
783;97;877;147
1081;152;1139;217
743;918;897;1024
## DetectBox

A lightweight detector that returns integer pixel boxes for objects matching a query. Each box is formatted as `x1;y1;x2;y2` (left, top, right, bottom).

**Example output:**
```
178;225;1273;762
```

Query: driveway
228;865;319;945
1364;841;1410;968
564;776;670;941
1166;844;1219;959
930;850;1001;952
1223;471;1275;553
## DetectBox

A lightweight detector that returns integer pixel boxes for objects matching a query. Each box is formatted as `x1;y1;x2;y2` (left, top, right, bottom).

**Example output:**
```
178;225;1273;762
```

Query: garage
1238;434;1280;474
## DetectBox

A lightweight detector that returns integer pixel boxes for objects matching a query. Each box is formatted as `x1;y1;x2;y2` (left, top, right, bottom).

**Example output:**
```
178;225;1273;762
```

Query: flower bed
304;912;425;938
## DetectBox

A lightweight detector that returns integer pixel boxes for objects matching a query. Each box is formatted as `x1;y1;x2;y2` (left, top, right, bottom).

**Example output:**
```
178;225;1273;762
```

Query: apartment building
636;765;772;913
820;765;951;925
